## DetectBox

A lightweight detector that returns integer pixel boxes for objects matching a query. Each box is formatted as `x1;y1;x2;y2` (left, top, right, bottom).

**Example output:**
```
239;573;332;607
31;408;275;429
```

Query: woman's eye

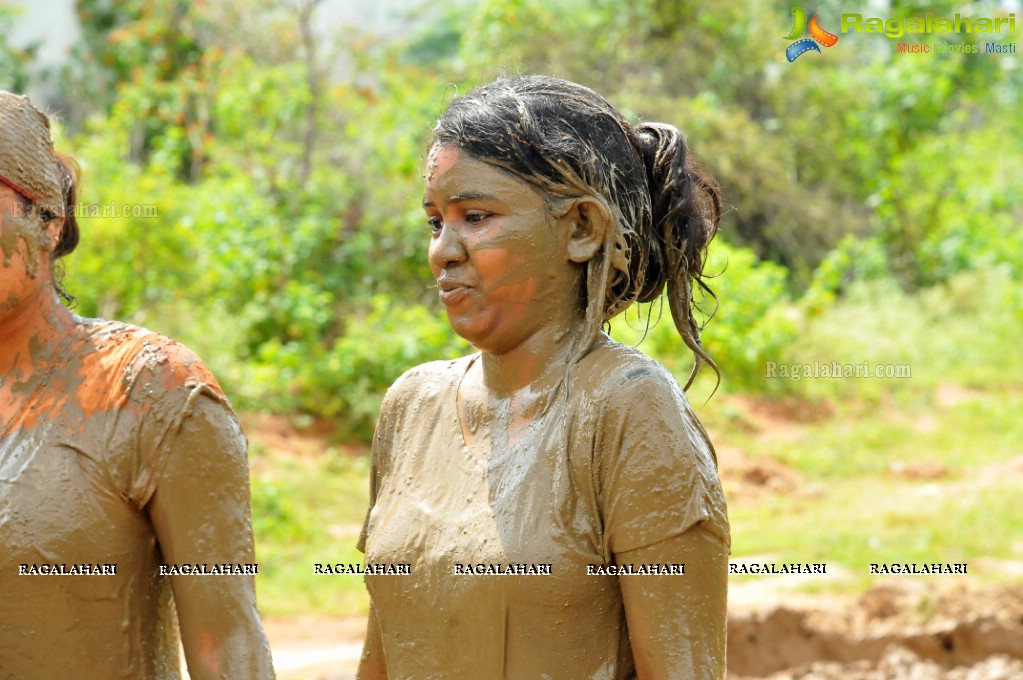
427;216;443;233
465;212;490;225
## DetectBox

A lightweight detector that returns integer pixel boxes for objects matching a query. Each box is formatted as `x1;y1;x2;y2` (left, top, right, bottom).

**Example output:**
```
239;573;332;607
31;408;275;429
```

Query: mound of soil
727;583;1023;679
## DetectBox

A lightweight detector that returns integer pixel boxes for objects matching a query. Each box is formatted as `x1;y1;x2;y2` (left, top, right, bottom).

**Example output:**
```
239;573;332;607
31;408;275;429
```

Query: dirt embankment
727;583;1023;679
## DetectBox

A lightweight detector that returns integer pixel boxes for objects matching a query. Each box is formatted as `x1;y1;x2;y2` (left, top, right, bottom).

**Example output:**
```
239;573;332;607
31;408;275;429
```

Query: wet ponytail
630;123;721;389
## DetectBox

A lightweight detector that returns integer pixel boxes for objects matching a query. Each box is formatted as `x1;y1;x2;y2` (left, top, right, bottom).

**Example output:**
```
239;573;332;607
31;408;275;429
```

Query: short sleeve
597;365;729;558
112;336;237;509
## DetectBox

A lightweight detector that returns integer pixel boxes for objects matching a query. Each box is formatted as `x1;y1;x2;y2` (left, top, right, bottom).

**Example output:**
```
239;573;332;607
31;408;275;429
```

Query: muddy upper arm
617;525;728;680
146;394;274;679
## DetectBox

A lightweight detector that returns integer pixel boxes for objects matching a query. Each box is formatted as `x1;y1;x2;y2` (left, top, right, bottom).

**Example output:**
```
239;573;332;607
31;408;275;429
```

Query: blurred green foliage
248;444;372;614
610;241;798;392
0;4;35;92
9;0;1018;440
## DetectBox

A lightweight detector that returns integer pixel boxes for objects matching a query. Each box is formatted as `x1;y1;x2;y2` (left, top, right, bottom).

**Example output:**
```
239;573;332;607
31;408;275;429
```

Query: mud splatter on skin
0;297;81;409
424;146;584;368
0;204;53;277
0;191;59;332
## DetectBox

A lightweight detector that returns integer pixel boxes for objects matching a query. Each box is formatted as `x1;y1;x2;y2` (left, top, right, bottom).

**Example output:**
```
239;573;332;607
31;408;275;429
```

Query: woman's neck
476;315;585;399
0;280;73;379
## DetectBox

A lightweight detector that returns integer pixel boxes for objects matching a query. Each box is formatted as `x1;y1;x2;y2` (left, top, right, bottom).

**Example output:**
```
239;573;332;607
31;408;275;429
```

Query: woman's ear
45;217;63;252
561;197;610;264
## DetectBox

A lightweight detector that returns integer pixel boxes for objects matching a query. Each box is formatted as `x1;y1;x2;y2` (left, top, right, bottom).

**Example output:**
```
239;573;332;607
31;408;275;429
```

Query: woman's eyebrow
450;191;497;203
423;190;499;208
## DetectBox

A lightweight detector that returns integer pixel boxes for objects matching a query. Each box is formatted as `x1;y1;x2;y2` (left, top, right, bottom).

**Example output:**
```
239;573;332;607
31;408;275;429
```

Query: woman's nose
429;224;468;268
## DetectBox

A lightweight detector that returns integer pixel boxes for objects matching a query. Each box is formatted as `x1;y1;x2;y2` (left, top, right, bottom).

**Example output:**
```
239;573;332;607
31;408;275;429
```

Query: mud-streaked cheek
442;245;540;344
473;244;540;304
0;206;51;278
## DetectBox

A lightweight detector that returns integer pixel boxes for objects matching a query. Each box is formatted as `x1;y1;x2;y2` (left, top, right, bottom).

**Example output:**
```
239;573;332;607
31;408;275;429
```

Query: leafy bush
249;296;468;439
610;241;798;393
776;267;1023;404
37;0;1022;442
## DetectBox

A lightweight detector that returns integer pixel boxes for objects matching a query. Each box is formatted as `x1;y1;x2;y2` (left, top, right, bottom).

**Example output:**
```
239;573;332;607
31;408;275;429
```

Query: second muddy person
357;75;731;680
0;90;275;679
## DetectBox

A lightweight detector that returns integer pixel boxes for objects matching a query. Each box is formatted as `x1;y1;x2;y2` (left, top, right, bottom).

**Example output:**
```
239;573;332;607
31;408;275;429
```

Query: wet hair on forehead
434;78;639;206
433;75;722;389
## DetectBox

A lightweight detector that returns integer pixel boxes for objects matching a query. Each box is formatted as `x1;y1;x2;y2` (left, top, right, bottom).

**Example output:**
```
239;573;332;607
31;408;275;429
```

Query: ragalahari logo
784;7;839;61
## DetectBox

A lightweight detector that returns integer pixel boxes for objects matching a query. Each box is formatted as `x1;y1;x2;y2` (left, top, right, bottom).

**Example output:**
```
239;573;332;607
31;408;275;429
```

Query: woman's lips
437;279;472;304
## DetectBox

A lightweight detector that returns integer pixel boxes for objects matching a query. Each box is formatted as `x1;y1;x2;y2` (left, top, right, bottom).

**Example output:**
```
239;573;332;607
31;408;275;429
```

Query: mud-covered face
0;184;55;320
424;145;583;355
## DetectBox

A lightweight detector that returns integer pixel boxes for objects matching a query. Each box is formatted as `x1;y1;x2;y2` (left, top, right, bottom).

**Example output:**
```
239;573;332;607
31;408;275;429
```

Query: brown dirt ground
257;583;1023;680
727;582;1023;679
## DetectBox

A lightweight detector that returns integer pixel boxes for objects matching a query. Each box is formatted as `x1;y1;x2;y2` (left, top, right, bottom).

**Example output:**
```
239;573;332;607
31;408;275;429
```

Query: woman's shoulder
573;336;682;402
73;317;226;401
384;354;475;406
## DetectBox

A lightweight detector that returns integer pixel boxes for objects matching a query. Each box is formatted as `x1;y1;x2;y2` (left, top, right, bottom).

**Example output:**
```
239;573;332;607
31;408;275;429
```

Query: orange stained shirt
0;318;266;679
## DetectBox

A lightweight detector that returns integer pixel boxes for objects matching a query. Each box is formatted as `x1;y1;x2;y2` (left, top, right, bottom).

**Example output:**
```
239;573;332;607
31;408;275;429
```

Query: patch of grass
729;474;1023;586
774;270;1023;402
719;388;1022;479
251;447;371;617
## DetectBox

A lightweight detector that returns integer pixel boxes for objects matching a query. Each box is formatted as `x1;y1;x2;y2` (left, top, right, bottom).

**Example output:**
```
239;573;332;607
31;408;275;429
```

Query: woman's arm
147;396;275;680
596;365;729;678
357;605;388;679
617;523;728;680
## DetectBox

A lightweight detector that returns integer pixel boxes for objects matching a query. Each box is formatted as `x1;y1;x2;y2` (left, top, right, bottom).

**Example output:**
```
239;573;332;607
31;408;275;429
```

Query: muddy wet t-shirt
359;335;730;680
0;319;237;680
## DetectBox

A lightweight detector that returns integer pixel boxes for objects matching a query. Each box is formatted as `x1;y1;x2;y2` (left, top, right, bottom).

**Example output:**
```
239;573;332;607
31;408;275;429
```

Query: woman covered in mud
358;75;730;679
0;92;274;678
